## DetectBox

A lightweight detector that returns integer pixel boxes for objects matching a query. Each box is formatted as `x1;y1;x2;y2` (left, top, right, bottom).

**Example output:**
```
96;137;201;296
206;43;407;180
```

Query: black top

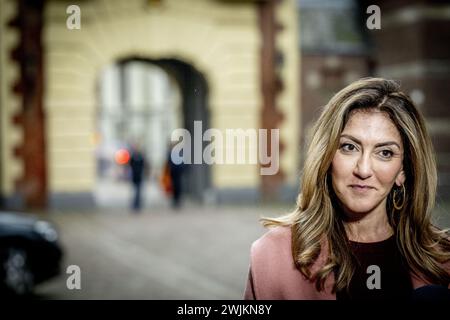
336;235;413;300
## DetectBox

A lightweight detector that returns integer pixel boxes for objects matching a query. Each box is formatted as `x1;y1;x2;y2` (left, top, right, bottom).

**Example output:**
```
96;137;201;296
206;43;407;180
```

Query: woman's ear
395;170;406;186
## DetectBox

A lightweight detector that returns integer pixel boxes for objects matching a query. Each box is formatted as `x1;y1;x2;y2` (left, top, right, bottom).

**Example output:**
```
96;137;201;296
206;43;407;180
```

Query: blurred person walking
162;142;186;209
129;144;149;212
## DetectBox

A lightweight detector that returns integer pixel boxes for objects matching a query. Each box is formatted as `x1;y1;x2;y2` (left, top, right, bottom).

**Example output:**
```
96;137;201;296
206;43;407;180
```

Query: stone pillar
9;0;47;209
258;0;285;201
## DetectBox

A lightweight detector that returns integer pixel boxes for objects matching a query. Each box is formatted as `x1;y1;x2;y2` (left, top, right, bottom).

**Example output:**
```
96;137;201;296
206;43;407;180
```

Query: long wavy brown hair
263;77;450;292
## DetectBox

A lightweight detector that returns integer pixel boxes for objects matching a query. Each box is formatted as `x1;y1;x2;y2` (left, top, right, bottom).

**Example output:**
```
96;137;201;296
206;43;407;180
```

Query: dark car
0;212;63;296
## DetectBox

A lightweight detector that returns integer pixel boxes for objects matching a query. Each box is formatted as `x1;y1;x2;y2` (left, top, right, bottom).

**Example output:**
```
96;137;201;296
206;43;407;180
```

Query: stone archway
94;57;211;208
42;0;300;209
148;58;211;202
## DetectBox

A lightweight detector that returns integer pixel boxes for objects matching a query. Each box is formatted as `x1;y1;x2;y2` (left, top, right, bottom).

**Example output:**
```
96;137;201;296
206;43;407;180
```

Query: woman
244;78;450;300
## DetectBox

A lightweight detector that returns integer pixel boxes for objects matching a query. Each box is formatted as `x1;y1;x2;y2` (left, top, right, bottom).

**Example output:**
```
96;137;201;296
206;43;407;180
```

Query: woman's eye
378;150;394;158
341;143;356;152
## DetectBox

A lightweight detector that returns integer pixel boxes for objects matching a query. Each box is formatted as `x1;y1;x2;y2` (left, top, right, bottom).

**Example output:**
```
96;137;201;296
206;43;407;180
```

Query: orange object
160;164;173;195
115;149;130;165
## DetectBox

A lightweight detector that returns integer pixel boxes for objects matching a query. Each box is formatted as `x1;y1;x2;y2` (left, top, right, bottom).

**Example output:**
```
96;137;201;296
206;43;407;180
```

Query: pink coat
244;226;450;300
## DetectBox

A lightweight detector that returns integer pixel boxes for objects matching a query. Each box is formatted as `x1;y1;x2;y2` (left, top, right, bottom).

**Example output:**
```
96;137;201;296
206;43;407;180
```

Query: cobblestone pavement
33;204;292;300
32;200;450;300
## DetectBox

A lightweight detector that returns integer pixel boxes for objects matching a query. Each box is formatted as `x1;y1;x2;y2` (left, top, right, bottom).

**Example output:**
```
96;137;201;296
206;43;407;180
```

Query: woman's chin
342;202;377;215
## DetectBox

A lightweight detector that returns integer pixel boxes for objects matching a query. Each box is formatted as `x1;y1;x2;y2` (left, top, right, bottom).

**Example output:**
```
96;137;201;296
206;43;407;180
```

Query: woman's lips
349;185;375;193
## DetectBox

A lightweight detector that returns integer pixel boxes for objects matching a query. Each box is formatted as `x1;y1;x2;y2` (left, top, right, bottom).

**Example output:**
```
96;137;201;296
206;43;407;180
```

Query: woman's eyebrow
374;141;401;149
340;134;362;145
340;134;401;149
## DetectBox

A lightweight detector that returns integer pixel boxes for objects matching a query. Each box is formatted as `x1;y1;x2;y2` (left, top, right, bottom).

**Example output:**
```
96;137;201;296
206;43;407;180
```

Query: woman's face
331;110;405;216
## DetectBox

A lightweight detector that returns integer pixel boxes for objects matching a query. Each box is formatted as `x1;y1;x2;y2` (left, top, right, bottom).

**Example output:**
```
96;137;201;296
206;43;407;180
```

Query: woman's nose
354;154;373;179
